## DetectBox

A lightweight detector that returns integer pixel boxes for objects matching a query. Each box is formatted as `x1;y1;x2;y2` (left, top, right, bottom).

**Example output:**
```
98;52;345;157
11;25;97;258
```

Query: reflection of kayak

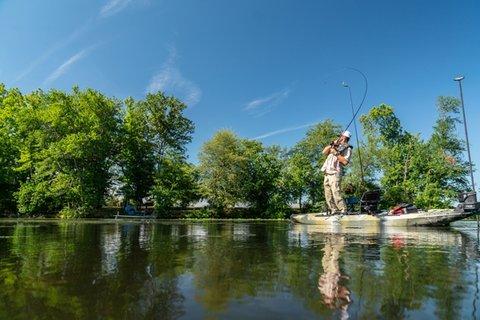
290;209;477;227
289;222;480;252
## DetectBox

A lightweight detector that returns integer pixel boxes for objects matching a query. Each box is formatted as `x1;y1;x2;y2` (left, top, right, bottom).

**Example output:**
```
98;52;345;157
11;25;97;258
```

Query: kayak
290;209;477;227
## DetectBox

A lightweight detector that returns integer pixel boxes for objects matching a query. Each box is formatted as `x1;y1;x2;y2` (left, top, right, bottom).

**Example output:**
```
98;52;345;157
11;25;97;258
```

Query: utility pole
454;75;475;191
454;75;478;231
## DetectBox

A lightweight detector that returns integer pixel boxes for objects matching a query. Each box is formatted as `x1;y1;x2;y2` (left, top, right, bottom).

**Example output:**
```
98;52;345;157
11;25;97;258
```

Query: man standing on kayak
321;131;352;214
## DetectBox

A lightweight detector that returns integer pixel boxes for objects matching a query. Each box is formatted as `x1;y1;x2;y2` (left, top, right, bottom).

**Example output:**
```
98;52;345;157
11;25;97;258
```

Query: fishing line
315;66;368;133
341;67;369;133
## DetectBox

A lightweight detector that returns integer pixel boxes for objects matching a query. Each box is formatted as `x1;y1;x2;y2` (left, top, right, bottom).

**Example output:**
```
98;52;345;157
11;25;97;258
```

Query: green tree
119;98;156;205
198;130;246;212
120;92;194;206
0;85;24;214
241;142;288;217
15;87;121;217
152;156;201;215
286;120;341;209
198;130;288;217
419;96;468;207
360;102;468;209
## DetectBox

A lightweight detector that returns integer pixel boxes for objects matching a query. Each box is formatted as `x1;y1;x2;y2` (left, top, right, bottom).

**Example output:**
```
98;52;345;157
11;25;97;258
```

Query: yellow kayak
290;209;476;227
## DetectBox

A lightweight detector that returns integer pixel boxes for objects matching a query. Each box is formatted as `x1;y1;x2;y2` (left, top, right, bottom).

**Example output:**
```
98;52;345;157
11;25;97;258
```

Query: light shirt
320;145;352;175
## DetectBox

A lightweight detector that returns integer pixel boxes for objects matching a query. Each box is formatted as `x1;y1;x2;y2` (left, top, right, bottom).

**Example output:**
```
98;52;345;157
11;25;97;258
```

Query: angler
321;130;352;214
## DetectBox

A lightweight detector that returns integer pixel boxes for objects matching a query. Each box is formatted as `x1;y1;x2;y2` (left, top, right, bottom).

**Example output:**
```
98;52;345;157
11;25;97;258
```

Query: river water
0;219;479;320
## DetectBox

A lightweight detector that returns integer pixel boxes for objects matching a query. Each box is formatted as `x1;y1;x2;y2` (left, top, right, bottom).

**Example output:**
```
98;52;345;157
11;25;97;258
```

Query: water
0;219;479;320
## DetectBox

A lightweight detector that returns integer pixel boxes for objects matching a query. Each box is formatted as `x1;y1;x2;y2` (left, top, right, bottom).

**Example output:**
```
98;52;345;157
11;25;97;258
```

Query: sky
1;0;479;187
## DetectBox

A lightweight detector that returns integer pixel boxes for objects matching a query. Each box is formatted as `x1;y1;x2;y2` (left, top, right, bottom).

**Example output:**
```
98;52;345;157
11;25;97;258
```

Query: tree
286;120;341;209
120;92;194;206
0;85;24;214
198;130;247;212
15;87;121;217
240;142;288;217
119;98;156;205
360;102;468;209
152;156;201;216
199;130;289;217
420;96;468;207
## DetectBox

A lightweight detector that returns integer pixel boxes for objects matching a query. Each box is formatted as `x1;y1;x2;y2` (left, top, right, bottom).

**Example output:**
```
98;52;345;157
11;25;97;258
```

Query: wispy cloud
99;0;133;18
13;21;91;84
43;48;92;86
146;47;202;107
244;87;291;117
14;0;135;83
253;121;317;140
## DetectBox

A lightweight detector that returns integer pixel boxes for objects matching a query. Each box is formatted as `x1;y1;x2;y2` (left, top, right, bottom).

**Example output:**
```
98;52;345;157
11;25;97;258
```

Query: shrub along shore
0;84;468;218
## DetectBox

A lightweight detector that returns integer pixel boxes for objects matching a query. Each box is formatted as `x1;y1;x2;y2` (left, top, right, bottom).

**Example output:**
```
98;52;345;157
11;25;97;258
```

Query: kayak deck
291;209;476;227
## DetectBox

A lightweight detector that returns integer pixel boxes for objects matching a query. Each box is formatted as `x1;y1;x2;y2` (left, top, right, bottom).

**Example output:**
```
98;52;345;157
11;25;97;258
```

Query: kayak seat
360;190;381;214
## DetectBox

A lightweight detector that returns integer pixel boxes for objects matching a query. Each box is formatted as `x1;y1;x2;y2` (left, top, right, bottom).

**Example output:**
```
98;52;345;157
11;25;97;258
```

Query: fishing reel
330;141;349;154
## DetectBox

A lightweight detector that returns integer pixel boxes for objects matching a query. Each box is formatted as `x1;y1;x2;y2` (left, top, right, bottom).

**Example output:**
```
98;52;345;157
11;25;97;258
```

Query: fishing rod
341;67;369;134
330;67;368;192
344;68;368;193
329;67;368;144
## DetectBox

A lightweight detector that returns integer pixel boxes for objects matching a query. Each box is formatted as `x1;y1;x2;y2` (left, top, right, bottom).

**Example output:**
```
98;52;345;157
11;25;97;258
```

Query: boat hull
290;209;476;227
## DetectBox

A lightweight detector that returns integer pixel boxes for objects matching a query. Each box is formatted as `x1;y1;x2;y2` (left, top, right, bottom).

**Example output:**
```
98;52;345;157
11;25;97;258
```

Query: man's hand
336;154;349;165
322;144;332;155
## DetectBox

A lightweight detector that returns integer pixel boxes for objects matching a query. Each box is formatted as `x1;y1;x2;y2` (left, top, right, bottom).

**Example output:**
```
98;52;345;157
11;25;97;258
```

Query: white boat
290;209;477;227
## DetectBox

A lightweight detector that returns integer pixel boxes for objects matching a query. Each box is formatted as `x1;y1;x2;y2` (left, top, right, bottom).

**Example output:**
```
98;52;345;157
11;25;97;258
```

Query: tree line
0;84;468;218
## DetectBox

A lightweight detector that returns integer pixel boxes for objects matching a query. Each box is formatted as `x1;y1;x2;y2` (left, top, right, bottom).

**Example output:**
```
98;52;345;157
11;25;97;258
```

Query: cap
341;130;351;138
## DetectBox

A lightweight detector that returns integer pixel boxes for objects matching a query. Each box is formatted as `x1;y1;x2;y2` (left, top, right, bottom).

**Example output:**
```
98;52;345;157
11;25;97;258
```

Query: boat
290;209;476;227
291;190;479;227
114;203;155;220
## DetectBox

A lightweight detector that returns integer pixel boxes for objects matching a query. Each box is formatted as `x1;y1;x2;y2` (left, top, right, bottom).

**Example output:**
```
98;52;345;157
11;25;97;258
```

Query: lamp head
454;75;465;81
341;81;349;87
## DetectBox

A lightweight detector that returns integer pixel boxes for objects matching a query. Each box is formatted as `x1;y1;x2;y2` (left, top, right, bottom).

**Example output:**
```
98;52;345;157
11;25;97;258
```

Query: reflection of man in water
318;234;351;319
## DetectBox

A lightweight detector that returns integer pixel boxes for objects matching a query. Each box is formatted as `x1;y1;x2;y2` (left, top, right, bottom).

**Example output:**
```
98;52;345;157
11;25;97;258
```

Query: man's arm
336;147;352;165
322;145;332;155
336;154;349;165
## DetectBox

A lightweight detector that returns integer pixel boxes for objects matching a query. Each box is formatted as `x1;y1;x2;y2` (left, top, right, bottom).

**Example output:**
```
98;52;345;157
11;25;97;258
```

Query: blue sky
1;0;479;186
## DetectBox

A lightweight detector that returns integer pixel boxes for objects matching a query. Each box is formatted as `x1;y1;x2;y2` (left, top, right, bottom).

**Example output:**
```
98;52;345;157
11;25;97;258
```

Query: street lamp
342;81;365;188
453;75;475;191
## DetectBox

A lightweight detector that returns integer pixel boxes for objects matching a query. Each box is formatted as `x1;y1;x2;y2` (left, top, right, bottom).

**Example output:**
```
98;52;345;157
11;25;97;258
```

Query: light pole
453;75;475;191
342;81;365;189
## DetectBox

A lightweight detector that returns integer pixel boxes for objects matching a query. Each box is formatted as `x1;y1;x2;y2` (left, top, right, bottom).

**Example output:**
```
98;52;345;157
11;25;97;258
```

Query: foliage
0;85;23;214
360;101;468;209
152;157;201;216
0;81;470;217
285;120;341;209
198;130;289;217
13;87;122;216
198;130;245;211
120;92;194;205
240;142;289;218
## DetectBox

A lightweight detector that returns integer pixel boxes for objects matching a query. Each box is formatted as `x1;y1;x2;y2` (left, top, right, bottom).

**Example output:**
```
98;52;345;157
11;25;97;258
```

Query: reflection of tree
0;221;478;319
318;234;351;319
0;222;187;320
344;231;471;319
192;223;282;314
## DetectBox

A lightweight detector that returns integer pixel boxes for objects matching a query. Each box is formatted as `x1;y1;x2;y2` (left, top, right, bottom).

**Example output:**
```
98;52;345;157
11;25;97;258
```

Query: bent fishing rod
341;67;369;134
331;67;368;191
330;67;368;143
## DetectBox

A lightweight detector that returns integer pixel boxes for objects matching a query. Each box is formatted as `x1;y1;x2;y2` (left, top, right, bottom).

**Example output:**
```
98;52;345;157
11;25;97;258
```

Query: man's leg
324;175;338;213
331;174;347;212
